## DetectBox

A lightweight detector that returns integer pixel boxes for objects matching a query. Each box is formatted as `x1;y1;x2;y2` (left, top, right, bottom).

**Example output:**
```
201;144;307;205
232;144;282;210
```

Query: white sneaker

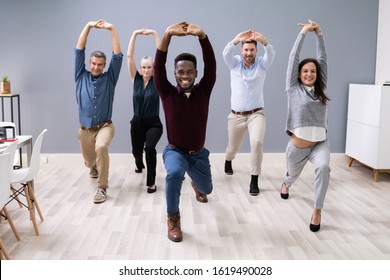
94;188;107;204
89;166;98;178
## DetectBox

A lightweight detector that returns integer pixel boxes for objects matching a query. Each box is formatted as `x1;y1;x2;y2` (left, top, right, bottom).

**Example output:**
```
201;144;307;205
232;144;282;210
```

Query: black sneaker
224;160;233;175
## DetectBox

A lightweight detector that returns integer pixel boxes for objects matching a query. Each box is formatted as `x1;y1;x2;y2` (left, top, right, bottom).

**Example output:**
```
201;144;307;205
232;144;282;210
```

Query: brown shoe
191;181;208;203
167;212;183;242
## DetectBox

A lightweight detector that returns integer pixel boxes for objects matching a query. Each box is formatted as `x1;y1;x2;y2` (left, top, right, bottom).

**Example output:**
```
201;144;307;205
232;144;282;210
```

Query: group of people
74;19;330;242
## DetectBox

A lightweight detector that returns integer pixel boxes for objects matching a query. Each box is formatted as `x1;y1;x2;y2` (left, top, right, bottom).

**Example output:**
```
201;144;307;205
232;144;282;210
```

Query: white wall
375;0;390;84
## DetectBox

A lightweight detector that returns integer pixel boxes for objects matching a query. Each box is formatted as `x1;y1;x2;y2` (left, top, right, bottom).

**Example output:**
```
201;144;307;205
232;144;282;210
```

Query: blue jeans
162;145;213;215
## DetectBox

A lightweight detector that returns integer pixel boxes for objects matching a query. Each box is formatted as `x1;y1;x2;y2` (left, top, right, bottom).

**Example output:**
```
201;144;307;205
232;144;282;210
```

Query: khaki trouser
225;110;266;175
78;123;115;189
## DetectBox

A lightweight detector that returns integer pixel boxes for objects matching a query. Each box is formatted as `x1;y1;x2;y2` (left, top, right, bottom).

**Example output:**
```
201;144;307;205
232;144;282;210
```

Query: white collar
303;85;314;92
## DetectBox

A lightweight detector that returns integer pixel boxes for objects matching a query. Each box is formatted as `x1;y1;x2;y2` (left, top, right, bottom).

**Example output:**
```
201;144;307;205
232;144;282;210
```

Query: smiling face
140;57;154;78
89;56;106;77
241;41;257;67
299;62;317;87
174;60;197;92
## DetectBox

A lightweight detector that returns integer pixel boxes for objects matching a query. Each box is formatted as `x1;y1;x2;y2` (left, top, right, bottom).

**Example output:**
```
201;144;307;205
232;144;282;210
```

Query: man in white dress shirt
222;30;275;196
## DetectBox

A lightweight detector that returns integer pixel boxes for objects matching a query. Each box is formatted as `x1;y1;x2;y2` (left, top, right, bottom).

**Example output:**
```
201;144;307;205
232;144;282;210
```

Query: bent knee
166;168;185;182
95;144;109;154
145;146;157;154
250;140;263;150
316;164;330;174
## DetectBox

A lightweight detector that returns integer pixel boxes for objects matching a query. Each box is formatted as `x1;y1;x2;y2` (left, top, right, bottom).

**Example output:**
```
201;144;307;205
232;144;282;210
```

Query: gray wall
0;0;378;153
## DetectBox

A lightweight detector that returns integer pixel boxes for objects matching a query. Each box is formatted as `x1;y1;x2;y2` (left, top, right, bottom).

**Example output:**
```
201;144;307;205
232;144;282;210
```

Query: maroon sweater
153;36;216;152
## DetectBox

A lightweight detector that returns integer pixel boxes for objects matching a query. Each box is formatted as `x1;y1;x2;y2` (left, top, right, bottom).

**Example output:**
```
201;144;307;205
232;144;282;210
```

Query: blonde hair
140;56;153;66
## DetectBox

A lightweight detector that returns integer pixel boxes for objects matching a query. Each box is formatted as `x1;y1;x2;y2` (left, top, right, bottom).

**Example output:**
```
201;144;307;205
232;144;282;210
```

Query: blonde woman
127;29;163;193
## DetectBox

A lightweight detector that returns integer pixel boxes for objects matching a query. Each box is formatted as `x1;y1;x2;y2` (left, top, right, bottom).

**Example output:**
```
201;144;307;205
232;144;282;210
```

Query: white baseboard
19;152;350;166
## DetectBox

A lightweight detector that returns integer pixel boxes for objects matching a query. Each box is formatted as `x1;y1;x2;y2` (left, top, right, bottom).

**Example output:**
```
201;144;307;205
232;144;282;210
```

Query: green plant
2;75;8;82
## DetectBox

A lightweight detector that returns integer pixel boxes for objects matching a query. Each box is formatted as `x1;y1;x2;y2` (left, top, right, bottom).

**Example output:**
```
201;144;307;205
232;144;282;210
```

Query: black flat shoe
147;185;157;194
135;168;143;173
309;215;321;232
280;183;289;199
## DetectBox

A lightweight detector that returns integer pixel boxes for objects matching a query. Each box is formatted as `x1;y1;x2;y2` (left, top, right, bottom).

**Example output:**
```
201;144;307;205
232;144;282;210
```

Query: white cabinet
345;84;390;181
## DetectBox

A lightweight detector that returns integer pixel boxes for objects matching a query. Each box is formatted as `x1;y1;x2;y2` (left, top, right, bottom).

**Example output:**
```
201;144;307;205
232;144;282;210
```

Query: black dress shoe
224;160;234;175
309;215;321;232
249;182;260;196
280;183;289;199
147;185;157;194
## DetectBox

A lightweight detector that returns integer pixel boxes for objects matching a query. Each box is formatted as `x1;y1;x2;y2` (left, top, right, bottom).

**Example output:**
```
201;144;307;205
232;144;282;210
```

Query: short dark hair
174;53;197;69
242;40;257;47
90;51;106;62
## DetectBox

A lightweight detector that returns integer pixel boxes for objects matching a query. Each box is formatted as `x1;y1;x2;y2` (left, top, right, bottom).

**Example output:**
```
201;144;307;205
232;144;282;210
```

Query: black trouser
130;116;163;186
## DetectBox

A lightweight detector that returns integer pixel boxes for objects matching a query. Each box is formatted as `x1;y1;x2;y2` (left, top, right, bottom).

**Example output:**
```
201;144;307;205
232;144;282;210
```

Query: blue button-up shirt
74;48;123;128
222;42;275;112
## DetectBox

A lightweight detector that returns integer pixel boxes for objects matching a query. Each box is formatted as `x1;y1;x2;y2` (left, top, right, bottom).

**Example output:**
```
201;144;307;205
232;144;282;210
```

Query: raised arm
222;30;251;68
149;29;161;48
127;29;160;81
187;23;216;93
252;31;275;70
231;30;252;45
102;20;121;55
186;23;206;40
252;31;269;46
298;19;319;35
299;19;327;81
76;20;102;49
76;19;121;55
158;21;188;52
75;20;103;81
127;29;142;81
286;20;319;90
313;23;327;85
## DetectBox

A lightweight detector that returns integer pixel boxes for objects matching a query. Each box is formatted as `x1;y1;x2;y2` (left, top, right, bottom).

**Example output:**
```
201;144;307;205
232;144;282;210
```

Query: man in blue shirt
74;19;123;204
223;30;275;196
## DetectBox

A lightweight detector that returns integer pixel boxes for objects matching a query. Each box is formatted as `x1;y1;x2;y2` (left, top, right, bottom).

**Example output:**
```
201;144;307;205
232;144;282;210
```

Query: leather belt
231;107;262;115
80;120;112;131
168;144;204;156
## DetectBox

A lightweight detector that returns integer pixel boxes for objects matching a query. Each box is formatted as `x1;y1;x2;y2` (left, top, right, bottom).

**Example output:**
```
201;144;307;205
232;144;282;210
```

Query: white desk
0;135;33;166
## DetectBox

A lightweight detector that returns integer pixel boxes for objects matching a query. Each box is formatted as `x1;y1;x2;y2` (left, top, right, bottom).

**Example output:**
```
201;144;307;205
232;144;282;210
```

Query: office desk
0;135;32;165
1;135;34;193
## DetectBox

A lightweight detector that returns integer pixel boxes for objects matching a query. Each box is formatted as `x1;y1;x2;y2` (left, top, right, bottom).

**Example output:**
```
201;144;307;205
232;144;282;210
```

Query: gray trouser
283;139;330;209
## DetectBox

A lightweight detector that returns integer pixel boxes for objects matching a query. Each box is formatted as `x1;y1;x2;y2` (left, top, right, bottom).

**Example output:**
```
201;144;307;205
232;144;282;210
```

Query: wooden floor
1;153;390;260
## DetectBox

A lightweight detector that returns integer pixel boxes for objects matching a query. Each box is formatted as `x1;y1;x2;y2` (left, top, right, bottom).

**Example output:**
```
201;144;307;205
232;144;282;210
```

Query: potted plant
1;75;11;94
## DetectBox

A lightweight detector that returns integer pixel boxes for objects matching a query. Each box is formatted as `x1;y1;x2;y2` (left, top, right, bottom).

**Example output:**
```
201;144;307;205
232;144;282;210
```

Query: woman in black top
127;29;163;193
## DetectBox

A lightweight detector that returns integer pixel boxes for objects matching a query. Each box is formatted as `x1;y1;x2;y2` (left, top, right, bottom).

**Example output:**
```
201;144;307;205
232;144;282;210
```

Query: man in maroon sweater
153;21;216;242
